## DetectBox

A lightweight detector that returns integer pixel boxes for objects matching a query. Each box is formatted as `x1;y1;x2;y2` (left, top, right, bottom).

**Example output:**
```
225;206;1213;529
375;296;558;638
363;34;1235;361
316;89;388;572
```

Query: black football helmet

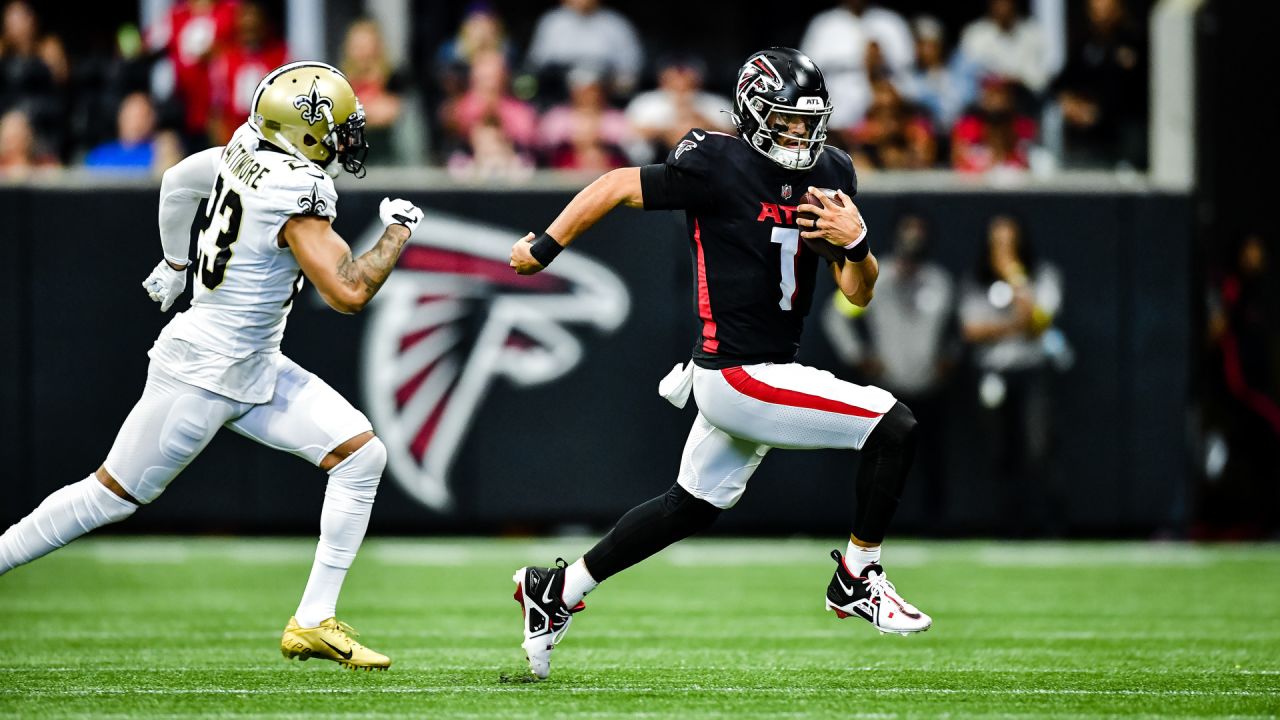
731;47;833;171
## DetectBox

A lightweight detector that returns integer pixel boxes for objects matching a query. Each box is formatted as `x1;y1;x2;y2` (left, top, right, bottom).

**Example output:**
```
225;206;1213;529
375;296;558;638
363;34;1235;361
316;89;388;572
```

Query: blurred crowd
0;0;1147;180
823;211;1071;534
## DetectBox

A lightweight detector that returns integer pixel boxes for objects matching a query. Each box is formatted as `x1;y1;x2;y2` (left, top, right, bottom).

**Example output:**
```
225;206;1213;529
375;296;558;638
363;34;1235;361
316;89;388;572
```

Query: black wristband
529;232;564;267
843;239;870;263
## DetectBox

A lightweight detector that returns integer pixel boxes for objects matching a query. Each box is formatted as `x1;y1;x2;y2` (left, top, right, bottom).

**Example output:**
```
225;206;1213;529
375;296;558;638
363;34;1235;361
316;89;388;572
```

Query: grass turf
0;538;1277;718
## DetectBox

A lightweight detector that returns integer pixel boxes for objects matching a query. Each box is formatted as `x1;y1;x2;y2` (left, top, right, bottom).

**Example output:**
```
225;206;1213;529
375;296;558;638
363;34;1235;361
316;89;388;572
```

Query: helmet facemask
319;102;368;178
746;101;832;171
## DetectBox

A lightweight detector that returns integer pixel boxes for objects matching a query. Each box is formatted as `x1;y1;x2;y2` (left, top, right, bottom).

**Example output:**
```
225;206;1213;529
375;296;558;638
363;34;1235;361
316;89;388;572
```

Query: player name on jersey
221;140;272;190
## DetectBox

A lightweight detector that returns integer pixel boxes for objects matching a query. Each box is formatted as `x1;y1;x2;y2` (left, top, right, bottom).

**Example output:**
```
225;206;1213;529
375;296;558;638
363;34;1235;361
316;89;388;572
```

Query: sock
295;439;385;628
0;476;137;575
562;558;598;607
847;537;881;575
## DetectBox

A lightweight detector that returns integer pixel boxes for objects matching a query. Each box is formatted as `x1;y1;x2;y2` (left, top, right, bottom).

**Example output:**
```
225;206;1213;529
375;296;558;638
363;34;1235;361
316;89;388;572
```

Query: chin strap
270;131;315;166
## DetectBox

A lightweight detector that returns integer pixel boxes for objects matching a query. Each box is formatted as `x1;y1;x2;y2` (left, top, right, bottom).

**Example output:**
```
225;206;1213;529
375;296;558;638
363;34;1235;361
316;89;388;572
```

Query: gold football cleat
280;616;391;671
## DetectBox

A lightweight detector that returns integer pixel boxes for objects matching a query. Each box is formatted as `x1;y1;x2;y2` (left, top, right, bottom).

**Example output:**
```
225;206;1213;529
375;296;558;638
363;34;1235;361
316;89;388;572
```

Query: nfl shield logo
781;184;792;200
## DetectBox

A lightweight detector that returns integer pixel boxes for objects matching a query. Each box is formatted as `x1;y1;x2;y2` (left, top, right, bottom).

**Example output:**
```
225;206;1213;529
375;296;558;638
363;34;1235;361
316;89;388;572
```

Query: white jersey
150;124;339;403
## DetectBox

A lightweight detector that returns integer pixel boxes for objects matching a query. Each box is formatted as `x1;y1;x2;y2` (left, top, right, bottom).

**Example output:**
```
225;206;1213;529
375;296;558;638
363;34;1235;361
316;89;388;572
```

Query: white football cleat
512;559;585;679
825;549;932;635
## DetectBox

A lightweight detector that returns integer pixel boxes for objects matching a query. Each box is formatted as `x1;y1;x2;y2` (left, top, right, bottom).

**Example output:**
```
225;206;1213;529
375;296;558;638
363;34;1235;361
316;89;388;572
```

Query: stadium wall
0;184;1191;537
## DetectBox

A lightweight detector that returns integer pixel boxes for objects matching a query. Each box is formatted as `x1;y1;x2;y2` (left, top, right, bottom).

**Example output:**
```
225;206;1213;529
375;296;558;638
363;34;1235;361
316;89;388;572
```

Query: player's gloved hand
379;197;423;232
142;259;188;312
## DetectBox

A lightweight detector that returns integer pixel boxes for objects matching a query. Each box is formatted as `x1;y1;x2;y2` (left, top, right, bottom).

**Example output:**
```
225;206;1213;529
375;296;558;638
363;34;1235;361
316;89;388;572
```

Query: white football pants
105;356;373;503
676;363;896;509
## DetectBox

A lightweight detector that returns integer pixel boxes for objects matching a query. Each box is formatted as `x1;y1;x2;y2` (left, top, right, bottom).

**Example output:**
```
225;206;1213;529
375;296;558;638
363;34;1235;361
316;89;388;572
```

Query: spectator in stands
0;108;56;177
0;1;66;160
538;66;633;165
800;0;914;130
960;214;1065;535
958;0;1050;95
435;3;512;106
208;0;287;145
434;4;513;163
439;49;537;156
147;0;238;150
70;23;154;157
1052;0;1147;169
446;115;534;182
84;92;160;172
952;75;1037;174
547;109;628;172
152;126;184;173
341;18;407;166
625;54;732;163
823;213;959;525
525;0;643;100
899;15;974;130
1198;233;1280;538
846;73;936;170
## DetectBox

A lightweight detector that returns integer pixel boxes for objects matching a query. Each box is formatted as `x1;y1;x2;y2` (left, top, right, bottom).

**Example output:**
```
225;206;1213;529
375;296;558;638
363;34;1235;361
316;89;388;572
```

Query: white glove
142;259;188;312
379;197;423;231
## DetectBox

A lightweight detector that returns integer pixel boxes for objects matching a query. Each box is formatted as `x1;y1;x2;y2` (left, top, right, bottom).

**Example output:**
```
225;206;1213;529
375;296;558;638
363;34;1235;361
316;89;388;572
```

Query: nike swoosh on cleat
541;584;556;605
837;577;856;595
321;639;353;660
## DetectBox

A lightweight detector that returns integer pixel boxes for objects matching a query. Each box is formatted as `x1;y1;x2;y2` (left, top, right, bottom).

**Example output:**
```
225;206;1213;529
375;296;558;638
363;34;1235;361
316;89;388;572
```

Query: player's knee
358;436;387;479
867;401;917;452
661;483;723;532
94;467;141;505
327;436;385;502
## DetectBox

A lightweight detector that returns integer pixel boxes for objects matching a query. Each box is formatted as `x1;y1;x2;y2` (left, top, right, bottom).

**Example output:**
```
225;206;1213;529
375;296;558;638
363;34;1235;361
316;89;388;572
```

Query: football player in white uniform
0;62;422;670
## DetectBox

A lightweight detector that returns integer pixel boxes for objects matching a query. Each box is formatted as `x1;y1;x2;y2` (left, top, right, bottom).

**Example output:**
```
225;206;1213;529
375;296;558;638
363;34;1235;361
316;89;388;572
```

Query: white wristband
842;221;869;249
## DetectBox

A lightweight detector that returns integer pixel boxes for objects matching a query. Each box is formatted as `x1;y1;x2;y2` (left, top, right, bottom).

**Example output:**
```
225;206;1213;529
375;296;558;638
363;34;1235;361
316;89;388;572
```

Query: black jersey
640;128;858;369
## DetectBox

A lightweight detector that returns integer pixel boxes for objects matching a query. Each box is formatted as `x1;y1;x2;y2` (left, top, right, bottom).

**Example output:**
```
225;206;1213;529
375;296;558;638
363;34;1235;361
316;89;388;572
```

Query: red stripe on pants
720;366;882;418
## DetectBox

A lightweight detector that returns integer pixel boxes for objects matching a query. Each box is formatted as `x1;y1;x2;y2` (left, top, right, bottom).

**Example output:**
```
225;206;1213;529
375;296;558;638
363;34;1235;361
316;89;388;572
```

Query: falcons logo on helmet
737;53;784;96
358;213;630;511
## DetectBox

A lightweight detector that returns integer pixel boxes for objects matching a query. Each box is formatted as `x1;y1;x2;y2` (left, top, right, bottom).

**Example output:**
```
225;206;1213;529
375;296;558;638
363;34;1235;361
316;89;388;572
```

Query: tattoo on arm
335;225;410;301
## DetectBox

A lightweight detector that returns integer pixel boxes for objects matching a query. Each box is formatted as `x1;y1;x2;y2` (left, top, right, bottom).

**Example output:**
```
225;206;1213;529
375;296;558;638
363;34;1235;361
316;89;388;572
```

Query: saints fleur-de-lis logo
298;183;328;215
293;79;333;125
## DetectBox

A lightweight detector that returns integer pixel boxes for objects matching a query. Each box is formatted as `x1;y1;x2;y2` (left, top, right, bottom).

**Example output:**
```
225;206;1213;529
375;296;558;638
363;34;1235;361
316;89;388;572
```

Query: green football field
1;538;1277;718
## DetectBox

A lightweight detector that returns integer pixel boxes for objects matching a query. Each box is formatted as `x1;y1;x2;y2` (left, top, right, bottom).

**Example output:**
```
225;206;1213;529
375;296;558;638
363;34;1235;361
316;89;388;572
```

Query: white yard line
4;687;1275;698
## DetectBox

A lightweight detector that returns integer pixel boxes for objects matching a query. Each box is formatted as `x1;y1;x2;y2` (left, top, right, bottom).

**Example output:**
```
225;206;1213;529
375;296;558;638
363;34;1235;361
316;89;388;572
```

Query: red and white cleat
824;549;932;635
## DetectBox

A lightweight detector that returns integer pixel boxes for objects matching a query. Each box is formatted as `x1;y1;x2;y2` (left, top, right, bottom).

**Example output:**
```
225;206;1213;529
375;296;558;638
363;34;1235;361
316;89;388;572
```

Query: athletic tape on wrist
529;232;564;267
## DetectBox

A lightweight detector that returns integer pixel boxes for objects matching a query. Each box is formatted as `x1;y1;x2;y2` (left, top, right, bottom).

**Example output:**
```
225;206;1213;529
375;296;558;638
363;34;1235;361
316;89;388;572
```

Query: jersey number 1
196;174;244;290
771;227;800;311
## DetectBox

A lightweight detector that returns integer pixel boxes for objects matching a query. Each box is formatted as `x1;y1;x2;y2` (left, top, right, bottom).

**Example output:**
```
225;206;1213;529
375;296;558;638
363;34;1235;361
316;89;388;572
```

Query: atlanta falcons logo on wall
358;213;630;511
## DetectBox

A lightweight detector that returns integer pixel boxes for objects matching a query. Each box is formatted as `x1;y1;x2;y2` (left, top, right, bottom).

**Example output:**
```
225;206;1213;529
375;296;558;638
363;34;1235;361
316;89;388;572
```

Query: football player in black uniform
508;47;929;680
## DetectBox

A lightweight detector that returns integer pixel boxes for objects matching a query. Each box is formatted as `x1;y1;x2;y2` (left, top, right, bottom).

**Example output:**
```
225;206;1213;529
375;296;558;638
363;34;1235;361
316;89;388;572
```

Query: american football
798;187;848;264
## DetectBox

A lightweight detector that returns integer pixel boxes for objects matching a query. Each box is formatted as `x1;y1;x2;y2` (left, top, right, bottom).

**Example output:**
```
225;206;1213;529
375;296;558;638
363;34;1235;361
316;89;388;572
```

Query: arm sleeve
157;147;221;265
639;129;718;210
